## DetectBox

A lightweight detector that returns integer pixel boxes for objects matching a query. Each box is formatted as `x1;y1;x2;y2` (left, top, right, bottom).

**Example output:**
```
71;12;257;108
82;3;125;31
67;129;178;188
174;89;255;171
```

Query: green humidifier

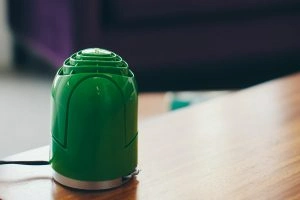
50;48;138;190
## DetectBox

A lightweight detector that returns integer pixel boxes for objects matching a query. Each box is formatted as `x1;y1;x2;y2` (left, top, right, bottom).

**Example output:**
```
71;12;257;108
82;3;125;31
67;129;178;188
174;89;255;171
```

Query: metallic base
53;169;139;190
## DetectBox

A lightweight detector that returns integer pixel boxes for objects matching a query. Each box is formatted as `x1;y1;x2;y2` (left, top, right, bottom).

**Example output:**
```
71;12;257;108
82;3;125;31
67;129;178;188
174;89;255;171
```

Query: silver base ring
53;169;138;190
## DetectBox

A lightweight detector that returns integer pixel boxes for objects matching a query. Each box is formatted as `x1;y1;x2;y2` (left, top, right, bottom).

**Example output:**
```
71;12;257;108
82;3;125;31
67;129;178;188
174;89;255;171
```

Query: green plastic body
51;48;138;181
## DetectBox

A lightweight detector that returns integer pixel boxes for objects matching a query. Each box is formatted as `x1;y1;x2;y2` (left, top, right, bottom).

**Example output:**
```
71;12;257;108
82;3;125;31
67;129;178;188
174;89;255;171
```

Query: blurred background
1;0;300;157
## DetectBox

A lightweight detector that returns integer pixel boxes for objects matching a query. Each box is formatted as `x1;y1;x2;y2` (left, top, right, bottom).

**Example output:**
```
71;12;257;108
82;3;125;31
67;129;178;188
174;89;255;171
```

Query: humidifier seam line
63;75;126;147
125;132;138;148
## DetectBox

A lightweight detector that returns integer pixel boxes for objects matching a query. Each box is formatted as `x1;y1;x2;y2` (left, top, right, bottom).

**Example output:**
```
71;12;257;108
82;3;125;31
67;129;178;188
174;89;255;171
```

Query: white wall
0;73;51;158
0;0;12;69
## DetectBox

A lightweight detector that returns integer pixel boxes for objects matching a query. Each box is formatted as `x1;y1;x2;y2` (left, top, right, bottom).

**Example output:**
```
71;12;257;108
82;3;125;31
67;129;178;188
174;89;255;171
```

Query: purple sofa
8;0;300;91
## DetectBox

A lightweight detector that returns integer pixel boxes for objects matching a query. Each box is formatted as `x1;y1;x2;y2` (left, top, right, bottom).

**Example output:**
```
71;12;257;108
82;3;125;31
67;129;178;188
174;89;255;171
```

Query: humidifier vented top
60;48;129;75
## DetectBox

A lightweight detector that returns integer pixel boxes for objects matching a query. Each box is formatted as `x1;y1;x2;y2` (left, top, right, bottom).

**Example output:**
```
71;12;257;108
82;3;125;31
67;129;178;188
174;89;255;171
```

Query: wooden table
2;73;300;199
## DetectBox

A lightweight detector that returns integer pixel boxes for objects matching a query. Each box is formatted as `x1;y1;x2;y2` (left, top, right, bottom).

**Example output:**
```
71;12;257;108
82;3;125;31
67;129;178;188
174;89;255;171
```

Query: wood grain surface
2;73;300;199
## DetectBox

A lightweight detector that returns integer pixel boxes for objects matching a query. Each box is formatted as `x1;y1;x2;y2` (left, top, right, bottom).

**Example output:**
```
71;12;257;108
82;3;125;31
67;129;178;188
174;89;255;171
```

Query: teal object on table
50;48;138;190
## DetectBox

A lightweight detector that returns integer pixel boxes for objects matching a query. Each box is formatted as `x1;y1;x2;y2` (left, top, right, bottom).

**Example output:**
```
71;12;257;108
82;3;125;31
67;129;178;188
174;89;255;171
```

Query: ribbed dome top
61;48;129;76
